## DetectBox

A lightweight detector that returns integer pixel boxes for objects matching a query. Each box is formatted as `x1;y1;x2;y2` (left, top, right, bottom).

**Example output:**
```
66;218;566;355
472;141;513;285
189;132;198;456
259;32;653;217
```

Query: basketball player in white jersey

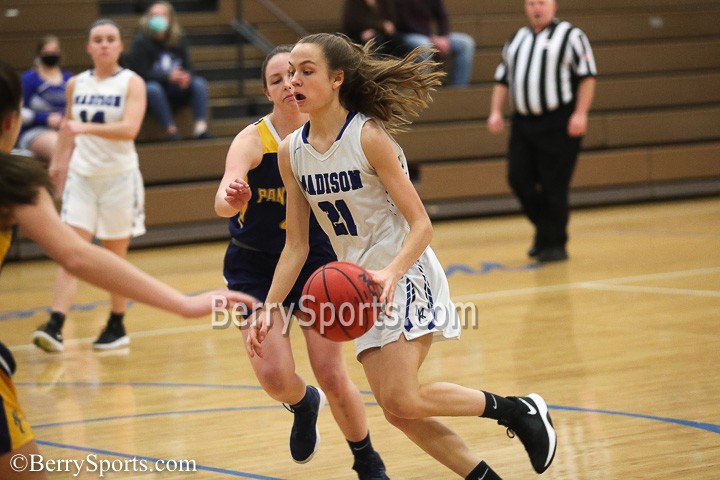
33;19;148;353
251;34;558;479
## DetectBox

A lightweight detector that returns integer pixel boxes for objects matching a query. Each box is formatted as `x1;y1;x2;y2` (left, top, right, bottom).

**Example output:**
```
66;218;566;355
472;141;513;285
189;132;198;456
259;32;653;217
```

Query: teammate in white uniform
252;34;558;479
33;19;148;353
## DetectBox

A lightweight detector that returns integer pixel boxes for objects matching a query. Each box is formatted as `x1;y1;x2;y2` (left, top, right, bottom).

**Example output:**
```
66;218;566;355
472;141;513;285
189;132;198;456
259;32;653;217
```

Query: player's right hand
225;178;252;211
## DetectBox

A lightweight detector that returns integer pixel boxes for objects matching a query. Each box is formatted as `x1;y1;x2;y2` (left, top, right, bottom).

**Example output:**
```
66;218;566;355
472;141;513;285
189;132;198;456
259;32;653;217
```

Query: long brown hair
0;61;52;226
296;33;445;134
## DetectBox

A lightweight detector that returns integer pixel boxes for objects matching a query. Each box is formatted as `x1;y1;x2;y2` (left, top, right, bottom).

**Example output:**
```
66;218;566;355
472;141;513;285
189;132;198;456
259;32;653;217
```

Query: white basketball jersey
70;69;139;176
289;112;411;271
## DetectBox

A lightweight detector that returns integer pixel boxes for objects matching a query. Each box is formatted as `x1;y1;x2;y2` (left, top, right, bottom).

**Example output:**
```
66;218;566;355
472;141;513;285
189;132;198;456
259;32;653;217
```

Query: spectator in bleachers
127;1;212;141
342;0;412;58
17;35;73;161
487;0;597;263
394;0;475;87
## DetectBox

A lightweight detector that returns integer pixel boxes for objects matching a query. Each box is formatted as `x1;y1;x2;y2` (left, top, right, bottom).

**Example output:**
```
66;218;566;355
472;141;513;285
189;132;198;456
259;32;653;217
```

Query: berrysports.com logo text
211;295;479;335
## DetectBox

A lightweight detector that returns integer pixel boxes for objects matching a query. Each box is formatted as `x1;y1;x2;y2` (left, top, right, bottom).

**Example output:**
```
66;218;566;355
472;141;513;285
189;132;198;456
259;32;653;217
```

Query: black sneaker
93;322;130;350
352;451;390;480
499;393;556;474
284;385;327;463
32;322;64;353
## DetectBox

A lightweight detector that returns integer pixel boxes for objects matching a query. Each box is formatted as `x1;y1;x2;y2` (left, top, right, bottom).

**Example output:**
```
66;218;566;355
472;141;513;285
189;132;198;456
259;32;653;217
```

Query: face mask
148;15;169;33
40;54;61;67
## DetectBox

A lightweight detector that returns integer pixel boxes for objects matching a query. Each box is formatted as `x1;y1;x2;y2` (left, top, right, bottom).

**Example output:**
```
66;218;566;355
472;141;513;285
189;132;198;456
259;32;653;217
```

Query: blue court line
16;380;375;396
34;440;284;479
20;381;720;435
16;381;266;390
32;405;283;430
551;405;720;435
25;386;720;478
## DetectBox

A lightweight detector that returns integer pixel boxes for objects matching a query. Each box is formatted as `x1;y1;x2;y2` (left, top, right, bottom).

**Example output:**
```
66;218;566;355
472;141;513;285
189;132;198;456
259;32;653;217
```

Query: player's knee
313;368;349;399
255;367;294;400
378;392;423;420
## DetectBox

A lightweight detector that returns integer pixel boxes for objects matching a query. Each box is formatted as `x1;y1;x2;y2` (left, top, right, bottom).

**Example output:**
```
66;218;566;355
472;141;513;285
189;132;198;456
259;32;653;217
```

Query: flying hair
296;33;445;134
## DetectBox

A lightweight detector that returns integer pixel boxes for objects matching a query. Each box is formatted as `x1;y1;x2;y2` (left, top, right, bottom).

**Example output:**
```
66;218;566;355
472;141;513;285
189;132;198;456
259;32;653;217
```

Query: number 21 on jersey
318;199;358;236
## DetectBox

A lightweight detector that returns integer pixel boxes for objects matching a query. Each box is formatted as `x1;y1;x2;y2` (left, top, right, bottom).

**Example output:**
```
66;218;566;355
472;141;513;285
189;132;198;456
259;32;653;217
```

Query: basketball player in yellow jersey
215;45;387;479
254;34;558;479
0;58;255;479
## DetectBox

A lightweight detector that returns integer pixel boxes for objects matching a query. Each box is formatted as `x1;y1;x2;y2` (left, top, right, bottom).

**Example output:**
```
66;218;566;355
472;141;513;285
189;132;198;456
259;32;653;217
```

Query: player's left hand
367;267;400;315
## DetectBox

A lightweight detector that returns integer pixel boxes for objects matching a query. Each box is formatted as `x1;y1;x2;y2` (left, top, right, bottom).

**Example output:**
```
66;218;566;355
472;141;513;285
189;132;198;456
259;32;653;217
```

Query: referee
487;0;596;262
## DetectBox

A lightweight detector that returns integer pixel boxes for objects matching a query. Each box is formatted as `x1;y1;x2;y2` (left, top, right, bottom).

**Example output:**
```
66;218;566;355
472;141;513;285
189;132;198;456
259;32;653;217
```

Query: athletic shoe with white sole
499;393;557;474
92;322;130;350
285;385;327;463
32;321;64;353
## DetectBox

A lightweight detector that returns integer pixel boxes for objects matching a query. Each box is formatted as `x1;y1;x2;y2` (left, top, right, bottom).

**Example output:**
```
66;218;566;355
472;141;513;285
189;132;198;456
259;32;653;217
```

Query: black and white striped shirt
494;19;597;116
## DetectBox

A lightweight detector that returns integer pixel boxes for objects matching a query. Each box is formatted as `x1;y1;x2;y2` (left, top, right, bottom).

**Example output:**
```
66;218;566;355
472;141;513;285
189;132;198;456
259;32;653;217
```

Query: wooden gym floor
2;197;719;479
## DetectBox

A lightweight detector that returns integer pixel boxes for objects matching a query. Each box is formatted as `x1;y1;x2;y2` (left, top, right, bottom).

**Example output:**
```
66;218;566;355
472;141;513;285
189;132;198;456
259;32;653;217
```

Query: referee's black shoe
537;247;568;263
498;393;557;474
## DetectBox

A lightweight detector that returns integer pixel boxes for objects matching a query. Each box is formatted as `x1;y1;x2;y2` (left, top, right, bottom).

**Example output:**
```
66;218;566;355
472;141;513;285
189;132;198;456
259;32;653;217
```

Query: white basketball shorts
61;168;146;240
355;247;460;358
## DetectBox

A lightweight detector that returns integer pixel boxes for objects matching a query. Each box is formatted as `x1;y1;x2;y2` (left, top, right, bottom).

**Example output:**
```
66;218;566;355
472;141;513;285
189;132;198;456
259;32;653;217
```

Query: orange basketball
301;261;380;341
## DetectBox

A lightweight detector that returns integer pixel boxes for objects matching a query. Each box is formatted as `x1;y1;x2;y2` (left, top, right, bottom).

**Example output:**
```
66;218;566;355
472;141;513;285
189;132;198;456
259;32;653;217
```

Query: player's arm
49;76;77;196
15;189;257;317
214;125;263;218
66;73;147;140
248;137;311;357
362;120;433;304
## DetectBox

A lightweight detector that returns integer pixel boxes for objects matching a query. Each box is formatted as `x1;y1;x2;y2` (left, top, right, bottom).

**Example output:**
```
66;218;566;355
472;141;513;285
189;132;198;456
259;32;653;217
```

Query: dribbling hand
367;267;400;316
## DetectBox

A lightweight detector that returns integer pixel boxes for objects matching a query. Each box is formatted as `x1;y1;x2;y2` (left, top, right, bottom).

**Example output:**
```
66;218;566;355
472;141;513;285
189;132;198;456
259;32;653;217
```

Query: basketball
301;261;381;341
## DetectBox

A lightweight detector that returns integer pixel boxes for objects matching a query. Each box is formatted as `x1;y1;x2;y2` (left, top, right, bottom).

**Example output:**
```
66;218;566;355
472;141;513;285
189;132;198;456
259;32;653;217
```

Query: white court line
586;267;720;285
9;323;212;352
452;266;720;302
578;283;720;298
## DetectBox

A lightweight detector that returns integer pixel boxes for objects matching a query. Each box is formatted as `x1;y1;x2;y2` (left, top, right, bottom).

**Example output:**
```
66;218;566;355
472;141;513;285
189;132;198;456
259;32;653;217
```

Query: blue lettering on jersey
300;169;363;195
74;94;122;107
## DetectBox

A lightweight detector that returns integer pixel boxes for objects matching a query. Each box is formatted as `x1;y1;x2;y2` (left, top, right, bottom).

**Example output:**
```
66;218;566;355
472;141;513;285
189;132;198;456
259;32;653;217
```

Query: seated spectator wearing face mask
18;35;73;161
127;1;212;141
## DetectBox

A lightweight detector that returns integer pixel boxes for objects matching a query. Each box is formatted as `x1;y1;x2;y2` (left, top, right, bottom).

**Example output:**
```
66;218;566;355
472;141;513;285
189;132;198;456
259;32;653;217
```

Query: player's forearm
264;245;309;306
80;120;141;141
387;216;433;277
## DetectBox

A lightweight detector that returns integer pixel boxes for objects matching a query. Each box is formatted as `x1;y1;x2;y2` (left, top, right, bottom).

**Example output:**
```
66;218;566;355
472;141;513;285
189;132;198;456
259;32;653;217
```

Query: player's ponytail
297;33;445;134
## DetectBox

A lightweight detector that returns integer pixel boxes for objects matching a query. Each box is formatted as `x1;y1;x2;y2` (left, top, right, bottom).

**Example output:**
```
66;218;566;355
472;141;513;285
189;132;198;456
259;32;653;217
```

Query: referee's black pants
507;112;581;251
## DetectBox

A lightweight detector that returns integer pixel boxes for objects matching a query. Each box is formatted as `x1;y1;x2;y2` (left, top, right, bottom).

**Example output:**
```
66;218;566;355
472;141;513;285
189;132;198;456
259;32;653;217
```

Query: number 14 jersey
70;68;139;177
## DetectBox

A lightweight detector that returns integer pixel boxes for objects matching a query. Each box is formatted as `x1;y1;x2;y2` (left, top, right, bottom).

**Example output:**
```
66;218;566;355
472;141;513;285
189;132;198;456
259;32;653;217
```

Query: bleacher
2;0;719;257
